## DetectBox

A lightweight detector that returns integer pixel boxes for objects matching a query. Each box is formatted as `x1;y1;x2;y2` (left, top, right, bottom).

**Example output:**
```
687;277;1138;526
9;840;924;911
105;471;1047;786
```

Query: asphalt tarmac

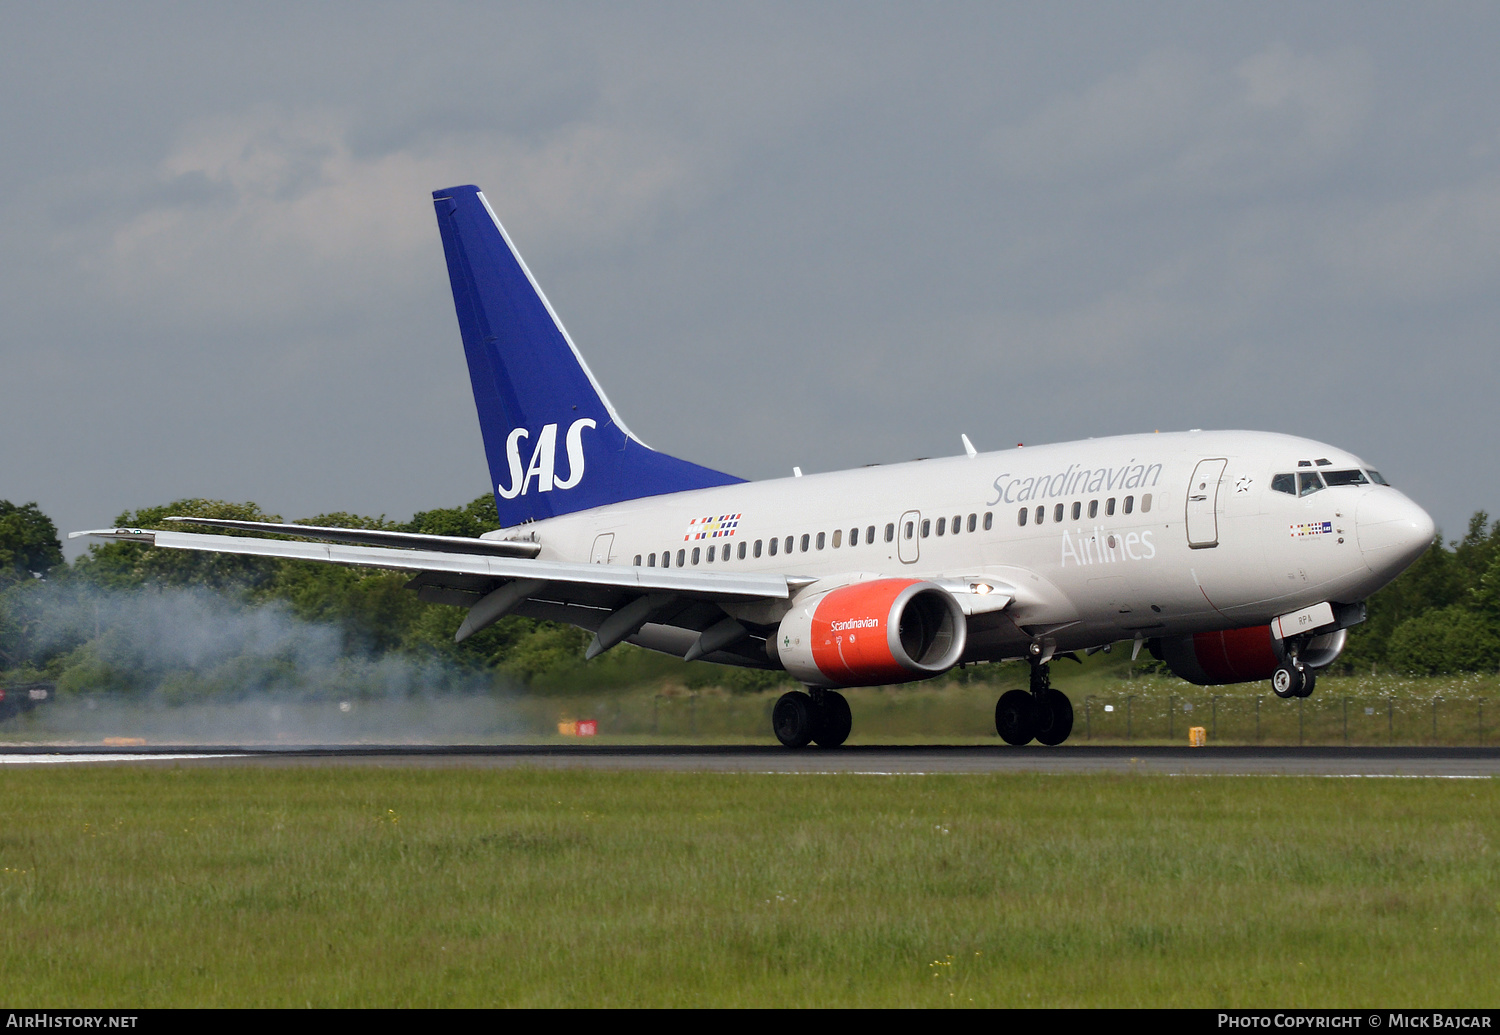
1;745;1497;776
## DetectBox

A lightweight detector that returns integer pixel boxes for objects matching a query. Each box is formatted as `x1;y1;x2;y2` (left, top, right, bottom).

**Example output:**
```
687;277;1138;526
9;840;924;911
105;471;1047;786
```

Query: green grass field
1;765;1496;1006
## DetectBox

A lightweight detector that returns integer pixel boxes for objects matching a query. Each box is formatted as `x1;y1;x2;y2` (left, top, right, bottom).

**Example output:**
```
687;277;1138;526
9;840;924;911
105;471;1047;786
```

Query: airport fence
4;681;1491;747
538;685;1494;747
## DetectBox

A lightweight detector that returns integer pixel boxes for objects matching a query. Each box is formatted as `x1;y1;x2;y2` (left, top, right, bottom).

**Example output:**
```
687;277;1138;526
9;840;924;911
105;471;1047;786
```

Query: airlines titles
988;460;1164;507
1061;527;1156;567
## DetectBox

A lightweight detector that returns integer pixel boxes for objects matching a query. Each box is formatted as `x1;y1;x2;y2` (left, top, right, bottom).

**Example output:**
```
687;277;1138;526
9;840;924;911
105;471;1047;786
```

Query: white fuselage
485;429;1434;660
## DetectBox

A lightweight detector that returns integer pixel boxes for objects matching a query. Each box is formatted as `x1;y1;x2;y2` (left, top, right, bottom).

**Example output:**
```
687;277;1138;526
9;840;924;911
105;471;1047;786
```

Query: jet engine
1153;624;1348;686
771;578;967;687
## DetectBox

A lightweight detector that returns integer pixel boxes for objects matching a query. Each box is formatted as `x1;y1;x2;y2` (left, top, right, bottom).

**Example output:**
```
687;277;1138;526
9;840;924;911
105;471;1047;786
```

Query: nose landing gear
995;659;1074;746
1272;661;1316;699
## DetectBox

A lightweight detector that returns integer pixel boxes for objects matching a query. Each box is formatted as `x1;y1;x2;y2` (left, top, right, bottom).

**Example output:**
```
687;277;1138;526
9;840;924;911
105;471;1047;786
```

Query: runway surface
1;745;1497;776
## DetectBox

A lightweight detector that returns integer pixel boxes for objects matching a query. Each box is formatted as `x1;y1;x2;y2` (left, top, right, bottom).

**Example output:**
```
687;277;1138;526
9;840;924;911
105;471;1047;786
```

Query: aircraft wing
70;526;814;666
159;516;544;557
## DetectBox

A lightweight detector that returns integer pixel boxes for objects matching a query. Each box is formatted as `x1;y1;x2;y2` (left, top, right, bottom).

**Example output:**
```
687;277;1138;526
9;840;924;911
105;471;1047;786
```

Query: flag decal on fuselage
684;514;742;541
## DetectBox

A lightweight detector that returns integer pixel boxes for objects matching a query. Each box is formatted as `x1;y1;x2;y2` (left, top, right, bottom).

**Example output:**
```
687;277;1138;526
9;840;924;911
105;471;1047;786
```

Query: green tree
1346;511;1500;673
0;501;63;580
403;494;500;537
1384;606;1500;675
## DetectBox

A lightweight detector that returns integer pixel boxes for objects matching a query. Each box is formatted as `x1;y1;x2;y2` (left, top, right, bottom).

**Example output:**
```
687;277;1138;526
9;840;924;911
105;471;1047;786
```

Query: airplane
73;184;1437;748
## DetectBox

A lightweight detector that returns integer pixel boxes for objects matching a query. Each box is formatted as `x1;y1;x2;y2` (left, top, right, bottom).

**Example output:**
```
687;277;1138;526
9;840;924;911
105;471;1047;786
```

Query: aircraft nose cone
1356;490;1435;577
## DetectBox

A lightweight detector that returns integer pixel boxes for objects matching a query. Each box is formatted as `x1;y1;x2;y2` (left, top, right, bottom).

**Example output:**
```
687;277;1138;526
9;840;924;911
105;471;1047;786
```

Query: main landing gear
772;689;853;748
995;659;1074;746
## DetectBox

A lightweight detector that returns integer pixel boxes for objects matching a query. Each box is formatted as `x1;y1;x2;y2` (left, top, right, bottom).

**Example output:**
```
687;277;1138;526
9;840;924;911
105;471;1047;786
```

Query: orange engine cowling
1155;625;1348;686
772;578;967;688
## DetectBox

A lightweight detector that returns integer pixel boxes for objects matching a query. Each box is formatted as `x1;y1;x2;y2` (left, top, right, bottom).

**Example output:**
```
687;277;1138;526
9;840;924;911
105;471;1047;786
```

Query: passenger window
754;539;763;558
1106;498;1116;516
800;534;810;552
648;553;656;567
1142;494;1152;513
1035;506;1045;525
869;525;877;543
1367;470;1390;486
922;519;932;537
983;512;993;530
967;514;976;533
1124;496;1134;515
768;537;778;556
1323;469;1369;487
1054;503;1064;523
952;514;962;534
677;549;686;567
1018;508;1028;527
738;542;746;560
634;554;642;566
1088;500;1098;519
936;517;946;536
692;547;701;564
705;545;714;563
904;521;914;540
832;529;842;548
816;532;826;550
1298;472;1325;497
1071;501;1081;520
1271;474;1296;495
784;536;793;554
885;523;894;543
849;528;859;547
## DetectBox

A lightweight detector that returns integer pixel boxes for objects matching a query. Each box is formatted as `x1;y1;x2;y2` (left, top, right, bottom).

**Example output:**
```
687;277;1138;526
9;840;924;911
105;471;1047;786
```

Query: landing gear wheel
1296;670;1317;699
812;690;852;748
996;689;1037;746
772;691;816;748
1272;665;1305;700
1033;691;1074;746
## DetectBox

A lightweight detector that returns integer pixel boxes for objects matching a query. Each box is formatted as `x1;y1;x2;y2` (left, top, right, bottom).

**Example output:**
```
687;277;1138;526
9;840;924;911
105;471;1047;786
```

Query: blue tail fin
432;185;743;527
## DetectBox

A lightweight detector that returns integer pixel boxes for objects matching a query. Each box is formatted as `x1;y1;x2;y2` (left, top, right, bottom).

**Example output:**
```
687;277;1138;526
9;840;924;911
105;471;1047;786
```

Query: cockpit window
1322;469;1368;487
1298;472;1325;497
1271;473;1296;495
1367;470;1390;486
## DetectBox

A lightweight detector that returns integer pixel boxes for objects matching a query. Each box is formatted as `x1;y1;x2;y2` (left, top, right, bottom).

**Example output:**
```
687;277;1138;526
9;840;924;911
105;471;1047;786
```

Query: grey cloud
993;44;1374;196
0;2;1496;559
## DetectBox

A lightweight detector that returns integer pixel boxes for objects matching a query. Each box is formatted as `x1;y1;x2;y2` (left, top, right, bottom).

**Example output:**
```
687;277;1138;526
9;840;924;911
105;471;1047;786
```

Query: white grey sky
2;2;1497;557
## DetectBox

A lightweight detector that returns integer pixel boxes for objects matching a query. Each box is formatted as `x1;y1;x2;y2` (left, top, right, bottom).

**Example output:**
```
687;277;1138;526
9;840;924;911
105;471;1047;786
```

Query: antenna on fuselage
961;434;977;459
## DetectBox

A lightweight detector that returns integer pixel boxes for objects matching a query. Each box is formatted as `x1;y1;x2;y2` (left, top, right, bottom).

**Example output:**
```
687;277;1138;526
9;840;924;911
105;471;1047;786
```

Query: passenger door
1185;459;1227;549
590;533;615;564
